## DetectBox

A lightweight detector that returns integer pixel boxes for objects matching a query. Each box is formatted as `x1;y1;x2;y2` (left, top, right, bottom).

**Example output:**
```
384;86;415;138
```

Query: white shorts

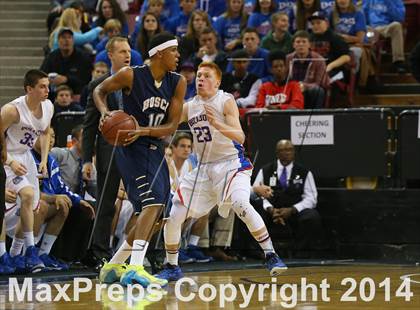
5;151;40;210
174;158;252;218
4;196;41;238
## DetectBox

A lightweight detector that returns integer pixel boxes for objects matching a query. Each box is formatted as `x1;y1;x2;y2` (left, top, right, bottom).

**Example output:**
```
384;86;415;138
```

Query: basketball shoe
265;252;287;276
25;246;45;273
99;262;127;284
155;263;184;282
120;265;168;287
0;253;15;274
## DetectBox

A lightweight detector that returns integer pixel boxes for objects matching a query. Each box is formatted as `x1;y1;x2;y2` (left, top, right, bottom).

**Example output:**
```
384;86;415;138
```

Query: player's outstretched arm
204;98;245;144
93;66;133;117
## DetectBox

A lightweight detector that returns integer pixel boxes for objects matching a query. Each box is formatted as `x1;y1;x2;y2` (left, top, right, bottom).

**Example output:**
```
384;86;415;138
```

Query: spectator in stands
410;41;420;83
165;0;197;37
261;12;293;54
221;49;261;108
49;8;102;51
32;128;94;270
227;27;271;78
331;0;366;73
309;11;351;78
253;139;324;257
147;0;167;24
320;0;335;14
179;61;197;100
291;0;321;32
247;0;277;37
179;10;213;64
134;12;162;61
213;0;248;52
140;0;180;24
95;35;143;68
95;19;122;53
287;30;328;109
363;0;407;73
41;28;93;96
192;28;228;71
47;0;91;35
256;50;304;109
93;0;128;36
53;85;83;116
200;0;227;18
80;62;109;110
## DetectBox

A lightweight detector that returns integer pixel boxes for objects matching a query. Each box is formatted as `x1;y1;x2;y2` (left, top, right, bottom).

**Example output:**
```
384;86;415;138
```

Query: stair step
355;94;420;106
0;86;25;97
0;96;17;105
0;28;46;37
0;19;45;28
0;76;23;87
379;73;418;84
0;47;44;57
0;1;50;10
0;37;47;47
0;10;48;19
0;56;44;66
0;65;39;76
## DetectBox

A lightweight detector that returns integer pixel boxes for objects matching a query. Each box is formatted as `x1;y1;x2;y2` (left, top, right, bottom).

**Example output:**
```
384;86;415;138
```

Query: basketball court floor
0;261;419;309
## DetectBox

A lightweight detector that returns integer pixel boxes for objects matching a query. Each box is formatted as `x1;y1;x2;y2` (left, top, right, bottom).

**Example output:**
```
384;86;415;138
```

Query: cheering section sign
291;115;334;145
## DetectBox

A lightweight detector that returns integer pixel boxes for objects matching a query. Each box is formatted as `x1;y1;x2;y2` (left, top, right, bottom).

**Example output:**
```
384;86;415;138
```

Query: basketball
101;111;137;146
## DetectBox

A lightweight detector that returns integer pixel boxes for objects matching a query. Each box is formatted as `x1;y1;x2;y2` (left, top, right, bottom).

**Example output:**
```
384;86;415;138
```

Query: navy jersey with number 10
122;65;181;139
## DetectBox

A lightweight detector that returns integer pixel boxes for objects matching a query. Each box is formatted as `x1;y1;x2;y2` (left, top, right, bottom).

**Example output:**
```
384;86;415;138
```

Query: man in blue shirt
363;0;407;73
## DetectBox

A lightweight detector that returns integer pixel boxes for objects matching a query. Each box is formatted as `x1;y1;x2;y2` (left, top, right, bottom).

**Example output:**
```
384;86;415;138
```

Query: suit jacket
82;73;120;163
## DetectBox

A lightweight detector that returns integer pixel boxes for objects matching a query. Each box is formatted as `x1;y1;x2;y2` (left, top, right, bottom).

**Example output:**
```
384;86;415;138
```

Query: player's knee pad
231;198;265;230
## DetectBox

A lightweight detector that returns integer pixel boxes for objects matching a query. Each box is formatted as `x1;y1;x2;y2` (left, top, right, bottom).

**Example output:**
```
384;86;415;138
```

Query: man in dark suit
81;36;131;267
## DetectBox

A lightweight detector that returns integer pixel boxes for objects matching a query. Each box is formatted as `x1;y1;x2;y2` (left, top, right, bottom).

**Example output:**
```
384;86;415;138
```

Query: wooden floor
1;264;420;309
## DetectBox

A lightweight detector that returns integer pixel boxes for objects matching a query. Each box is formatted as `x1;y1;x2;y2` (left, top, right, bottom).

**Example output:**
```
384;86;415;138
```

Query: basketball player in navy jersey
93;33;186;287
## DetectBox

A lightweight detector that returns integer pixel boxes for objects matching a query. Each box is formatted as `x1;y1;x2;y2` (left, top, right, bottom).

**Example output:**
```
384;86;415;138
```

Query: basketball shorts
115;139;170;213
173;158;252;218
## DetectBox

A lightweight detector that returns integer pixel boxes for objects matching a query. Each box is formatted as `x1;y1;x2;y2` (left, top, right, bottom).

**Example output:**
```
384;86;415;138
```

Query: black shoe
81;250;103;269
393;61;407;74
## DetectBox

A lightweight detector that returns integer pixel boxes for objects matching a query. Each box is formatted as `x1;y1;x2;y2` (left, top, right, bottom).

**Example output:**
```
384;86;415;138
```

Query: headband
148;39;178;57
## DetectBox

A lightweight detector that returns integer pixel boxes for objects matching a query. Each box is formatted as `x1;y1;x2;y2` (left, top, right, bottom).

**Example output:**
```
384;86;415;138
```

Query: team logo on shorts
13;176;23;185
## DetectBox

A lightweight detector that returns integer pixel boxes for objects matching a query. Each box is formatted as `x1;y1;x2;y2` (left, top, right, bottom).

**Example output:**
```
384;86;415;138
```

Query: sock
254;230;275;256
110;240;132;264
129;240;149;266
23;231;35;248
10;238;24;257
188;235;200;247
166;250;179;266
0;241;6;257
39;234;57;255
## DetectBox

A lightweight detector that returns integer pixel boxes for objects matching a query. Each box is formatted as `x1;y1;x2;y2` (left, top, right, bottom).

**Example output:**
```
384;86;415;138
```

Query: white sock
129;240;149;266
188;235;200;247
10;238;24;257
39;234;57;255
110;240;132;264
166;250;179;266
0;241;6;257
23;231;35;248
254;230;275;255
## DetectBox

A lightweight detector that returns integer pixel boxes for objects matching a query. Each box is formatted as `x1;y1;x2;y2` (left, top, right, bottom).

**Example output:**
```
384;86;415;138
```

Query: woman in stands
49;8;103;51
247;0;277;37
178;10;213;64
214;0;248;51
93;0;128;36
135;12;162;61
290;0;321;32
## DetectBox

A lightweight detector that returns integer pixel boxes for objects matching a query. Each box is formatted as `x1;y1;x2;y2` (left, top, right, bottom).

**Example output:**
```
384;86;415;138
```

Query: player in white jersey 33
156;62;287;282
1;70;54;272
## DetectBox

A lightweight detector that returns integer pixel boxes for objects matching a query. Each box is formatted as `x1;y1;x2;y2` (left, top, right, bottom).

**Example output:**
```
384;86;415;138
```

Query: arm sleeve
293;171;318;213
49;158;82;206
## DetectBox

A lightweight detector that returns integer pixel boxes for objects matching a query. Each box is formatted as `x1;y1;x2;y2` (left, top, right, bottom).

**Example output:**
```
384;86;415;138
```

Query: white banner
291;115;334;145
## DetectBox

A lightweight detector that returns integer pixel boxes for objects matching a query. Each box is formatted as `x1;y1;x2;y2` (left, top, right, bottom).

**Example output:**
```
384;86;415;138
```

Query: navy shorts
115;138;170;213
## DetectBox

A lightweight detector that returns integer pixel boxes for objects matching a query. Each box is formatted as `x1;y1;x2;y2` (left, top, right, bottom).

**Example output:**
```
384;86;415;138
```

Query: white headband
148;39;178;57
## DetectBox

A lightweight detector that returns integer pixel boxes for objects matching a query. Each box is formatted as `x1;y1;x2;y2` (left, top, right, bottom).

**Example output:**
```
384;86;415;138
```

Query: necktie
279;166;288;188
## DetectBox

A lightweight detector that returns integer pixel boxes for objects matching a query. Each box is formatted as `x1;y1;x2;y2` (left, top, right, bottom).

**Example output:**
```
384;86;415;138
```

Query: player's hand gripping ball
101;111;138;146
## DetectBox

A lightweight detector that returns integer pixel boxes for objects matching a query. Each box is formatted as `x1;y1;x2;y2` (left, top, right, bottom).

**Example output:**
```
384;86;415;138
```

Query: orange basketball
101;111;137;146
